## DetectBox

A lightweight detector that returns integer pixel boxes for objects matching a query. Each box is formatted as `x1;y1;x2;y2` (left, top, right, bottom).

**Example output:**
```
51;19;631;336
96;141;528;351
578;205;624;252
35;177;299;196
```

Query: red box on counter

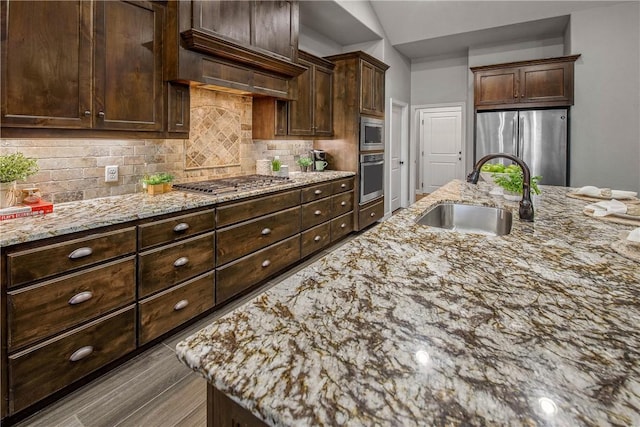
0;201;54;221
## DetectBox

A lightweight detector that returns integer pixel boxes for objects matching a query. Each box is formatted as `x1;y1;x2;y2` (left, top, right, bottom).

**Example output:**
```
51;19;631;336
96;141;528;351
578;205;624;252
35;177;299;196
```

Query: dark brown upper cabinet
471;55;581;110
168;1;306;99
1;0;170;137
288;51;334;136
324;51;388;119
252;50;334;139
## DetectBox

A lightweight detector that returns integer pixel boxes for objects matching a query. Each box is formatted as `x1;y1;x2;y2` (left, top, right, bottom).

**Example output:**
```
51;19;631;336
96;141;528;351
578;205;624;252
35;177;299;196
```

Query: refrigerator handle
517;114;524;157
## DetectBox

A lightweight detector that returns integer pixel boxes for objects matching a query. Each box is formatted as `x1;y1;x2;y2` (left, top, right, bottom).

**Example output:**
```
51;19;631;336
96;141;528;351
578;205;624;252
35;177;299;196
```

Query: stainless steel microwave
360;116;384;151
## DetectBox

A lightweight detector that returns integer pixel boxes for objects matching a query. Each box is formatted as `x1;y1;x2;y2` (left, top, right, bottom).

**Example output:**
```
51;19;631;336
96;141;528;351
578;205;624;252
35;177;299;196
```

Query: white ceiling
299;1;627;59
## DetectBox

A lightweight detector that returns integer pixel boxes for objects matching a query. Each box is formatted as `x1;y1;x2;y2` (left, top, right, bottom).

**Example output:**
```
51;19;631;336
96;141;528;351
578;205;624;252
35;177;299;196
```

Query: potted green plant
143;173;173;195
271;157;281;174
296;156;313;172
0;152;39;208
493;169;541;201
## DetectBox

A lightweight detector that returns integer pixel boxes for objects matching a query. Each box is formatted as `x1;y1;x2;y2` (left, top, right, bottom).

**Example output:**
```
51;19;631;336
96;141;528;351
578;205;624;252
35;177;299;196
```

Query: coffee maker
309;149;328;171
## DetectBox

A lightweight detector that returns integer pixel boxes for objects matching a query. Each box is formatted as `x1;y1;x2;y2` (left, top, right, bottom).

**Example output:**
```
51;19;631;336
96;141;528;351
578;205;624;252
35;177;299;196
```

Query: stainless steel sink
415;203;512;236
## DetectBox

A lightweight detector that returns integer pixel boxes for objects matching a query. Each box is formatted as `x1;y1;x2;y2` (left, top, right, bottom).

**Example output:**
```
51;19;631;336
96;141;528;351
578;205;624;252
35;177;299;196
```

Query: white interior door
390;103;403;211
421;107;463;193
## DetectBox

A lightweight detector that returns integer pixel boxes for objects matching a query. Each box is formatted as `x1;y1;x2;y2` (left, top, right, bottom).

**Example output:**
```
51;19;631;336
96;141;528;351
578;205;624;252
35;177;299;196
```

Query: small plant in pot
296;156;313;172
0;152;39;208
143;172;174;195
493;168;541;201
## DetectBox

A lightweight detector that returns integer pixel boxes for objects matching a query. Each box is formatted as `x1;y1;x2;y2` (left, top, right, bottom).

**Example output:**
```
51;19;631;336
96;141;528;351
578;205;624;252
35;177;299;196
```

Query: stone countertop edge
175;179;640;427
0;171;355;248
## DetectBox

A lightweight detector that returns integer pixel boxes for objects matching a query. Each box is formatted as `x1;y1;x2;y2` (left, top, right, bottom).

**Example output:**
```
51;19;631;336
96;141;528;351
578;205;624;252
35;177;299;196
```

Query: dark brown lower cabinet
138;272;215;345
301;222;331;258
8;305;136;414
358;197;384;230
208;384;267;427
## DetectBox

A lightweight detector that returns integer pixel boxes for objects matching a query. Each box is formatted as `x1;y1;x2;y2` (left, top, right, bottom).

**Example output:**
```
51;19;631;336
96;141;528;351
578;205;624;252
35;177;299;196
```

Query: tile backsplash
0;87;312;203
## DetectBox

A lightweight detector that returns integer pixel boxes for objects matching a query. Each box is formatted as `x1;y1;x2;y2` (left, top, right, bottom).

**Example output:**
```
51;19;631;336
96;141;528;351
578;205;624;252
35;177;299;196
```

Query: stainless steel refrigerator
475;109;568;186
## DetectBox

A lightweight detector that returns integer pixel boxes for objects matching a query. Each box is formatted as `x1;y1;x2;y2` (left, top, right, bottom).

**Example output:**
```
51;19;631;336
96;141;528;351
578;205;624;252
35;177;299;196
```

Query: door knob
399;161;404;165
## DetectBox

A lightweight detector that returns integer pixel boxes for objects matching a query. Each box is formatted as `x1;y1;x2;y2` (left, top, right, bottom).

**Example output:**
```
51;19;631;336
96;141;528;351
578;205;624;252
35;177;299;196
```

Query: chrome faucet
466;153;534;222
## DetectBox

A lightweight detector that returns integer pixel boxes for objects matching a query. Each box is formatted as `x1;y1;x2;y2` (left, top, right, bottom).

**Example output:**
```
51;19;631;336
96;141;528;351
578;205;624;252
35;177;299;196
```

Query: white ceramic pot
0;181;19;208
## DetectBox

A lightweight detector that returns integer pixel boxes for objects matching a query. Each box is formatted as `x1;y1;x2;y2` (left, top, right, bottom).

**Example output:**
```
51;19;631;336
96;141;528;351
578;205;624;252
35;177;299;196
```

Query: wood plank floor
14;237;356;427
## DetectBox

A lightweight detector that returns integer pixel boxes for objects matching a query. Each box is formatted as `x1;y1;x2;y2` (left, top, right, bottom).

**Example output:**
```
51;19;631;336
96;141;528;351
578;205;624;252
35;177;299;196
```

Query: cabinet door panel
520;62;573;104
373;67;385;115
474;68;519;106
252;1;294;60
360;61;375;114
193;0;250;45
94;0;163;130
314;66;333;135
288;58;313;135
1;1;92;128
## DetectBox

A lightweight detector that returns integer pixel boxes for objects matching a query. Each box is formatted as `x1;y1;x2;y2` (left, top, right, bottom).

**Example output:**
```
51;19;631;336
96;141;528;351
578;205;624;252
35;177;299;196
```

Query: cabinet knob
261;228;271;235
314;235;321;242
341;183;346;188
68;291;93;305
174;257;189;267
69;346;94;362
314;190;322;195
173;222;190;233
84;110;91;117
370;212;376;217
261;260;271;268
173;299;189;311
68;247;93;259
341;201;347;206
341;223;346;228
314;210;322;216
98;111;105;118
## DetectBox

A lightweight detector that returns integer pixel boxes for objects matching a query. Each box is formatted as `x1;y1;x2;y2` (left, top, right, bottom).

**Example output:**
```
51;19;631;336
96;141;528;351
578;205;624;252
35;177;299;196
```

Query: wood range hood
165;1;307;99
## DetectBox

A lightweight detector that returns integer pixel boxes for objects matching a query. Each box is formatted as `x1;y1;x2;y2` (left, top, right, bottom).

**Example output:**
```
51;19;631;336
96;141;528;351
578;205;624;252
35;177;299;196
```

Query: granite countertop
0;171;354;247
176;180;640;426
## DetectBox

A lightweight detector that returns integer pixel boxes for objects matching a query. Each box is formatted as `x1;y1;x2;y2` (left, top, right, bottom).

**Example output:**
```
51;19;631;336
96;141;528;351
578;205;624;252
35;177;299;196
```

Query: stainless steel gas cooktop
172;174;289;195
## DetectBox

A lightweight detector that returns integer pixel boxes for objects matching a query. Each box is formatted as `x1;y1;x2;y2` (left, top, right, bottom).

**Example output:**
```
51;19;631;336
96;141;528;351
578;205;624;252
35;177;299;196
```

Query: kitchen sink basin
415;203;512;236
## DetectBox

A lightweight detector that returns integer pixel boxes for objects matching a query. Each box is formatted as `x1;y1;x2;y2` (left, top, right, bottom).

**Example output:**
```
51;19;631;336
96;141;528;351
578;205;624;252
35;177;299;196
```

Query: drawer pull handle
370;212;376;217
173;222;189;233
314;190;322;195
341;223;346;228
341;201;347;206
314;235;321;242
341;183;346;188
68;291;93;305
174;299;189;311
314;210;322;216
261;228;271;235
262;260;271;268
174;257;189;267
69;247;93;259
70;346;94;362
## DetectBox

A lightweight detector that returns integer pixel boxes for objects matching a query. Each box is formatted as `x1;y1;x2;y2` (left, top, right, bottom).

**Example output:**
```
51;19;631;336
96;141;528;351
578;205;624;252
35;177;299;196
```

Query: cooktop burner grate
172;174;290;195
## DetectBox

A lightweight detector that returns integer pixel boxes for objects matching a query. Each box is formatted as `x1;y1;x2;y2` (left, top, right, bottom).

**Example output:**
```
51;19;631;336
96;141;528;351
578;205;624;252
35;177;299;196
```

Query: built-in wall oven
360;116;384;151
360;153;384;204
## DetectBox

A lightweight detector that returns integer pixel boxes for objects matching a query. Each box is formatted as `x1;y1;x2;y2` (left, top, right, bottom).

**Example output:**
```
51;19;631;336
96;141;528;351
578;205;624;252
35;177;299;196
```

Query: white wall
568;2;640;191
411;54;468;106
298;24;342;57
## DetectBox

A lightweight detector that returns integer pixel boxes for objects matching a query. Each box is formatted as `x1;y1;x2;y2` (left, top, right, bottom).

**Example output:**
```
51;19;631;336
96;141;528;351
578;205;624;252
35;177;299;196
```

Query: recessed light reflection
538;397;558;415
415;350;430;366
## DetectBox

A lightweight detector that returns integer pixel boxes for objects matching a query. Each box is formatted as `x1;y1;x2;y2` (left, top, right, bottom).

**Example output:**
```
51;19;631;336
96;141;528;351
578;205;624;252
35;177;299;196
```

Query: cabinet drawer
358;199;384;229
332;192;354;218
301;223;331;259
301;182;333;203
8;305;136;414
217;190;300;228
332;178;354;194
7;227;136;288
138;272;215;345
7;257;136;352
301;198;332;230
139;209;215;249
331;212;354;242
216;235;300;304
217;206;300;266
138;232;215;298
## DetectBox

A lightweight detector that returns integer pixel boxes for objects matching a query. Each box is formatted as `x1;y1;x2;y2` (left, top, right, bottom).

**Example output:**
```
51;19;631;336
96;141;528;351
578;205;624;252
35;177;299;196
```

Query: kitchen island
176;179;640;426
